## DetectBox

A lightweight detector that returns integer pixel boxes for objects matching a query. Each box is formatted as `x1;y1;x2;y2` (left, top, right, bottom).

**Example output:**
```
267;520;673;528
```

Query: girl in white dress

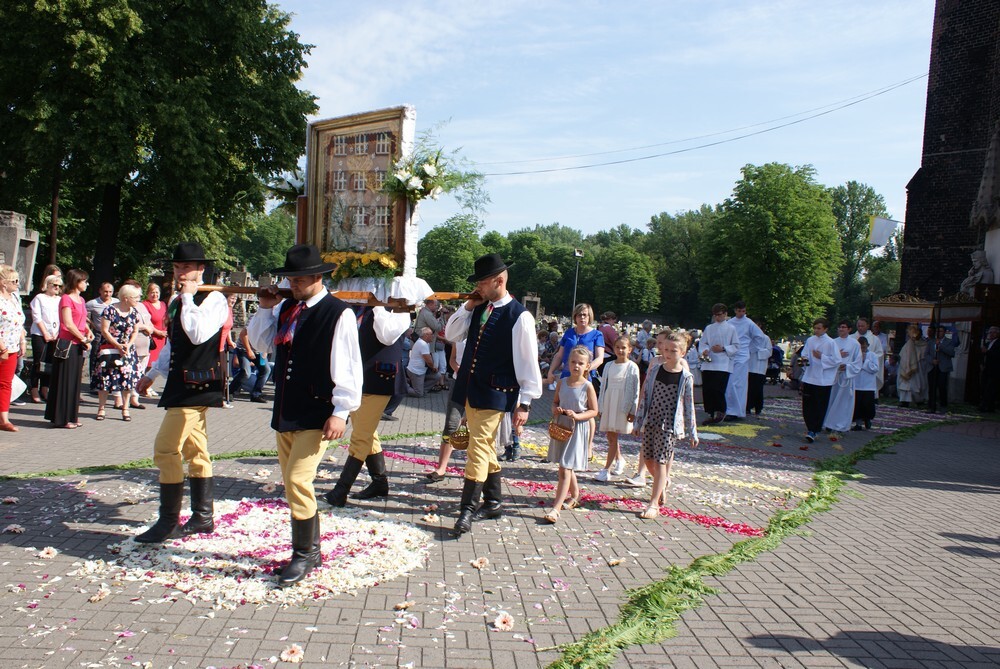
544;346;599;523
595;337;640;482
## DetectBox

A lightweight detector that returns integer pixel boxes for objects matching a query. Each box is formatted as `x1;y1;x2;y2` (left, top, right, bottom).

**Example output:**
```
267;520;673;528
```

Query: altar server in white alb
823;320;862;434
698;303;739;425
724;300;767;421
852;337;880;431
745;329;773;417
850;317;884;394
800;318;840;443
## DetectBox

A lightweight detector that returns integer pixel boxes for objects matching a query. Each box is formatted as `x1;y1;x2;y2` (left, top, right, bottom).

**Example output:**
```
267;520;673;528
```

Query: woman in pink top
141;282;168;397
45;269;94;428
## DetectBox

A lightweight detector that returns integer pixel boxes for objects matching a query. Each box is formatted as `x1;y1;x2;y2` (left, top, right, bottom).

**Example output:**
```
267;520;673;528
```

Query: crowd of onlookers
0;262;997;437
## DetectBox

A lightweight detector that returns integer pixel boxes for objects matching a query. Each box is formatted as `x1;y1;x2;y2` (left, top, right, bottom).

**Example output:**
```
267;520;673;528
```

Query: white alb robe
725;315;766;417
851;330;884;392
823;336;862;432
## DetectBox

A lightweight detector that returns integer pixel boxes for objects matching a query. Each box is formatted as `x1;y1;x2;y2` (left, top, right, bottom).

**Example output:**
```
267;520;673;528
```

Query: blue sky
280;0;935;239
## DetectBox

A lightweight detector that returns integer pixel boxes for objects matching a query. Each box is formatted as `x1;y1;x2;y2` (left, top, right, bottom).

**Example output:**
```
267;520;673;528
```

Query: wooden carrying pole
193;285;467;312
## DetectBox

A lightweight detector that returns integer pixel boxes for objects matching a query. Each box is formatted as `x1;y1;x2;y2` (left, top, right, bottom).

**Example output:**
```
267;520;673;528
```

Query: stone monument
0;211;40;293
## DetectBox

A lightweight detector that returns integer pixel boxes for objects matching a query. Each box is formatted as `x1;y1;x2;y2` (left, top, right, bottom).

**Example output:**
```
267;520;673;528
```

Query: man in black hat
444;253;543;536
135;242;229;543
248;243;362;586
323;297;409;508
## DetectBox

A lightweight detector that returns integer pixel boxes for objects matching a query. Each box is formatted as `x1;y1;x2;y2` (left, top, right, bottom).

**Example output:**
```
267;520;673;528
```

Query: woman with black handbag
94;284;141;421
45;269;93;428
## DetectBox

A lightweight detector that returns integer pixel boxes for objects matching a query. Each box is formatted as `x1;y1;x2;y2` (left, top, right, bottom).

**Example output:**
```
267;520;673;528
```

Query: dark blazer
923;335;956;374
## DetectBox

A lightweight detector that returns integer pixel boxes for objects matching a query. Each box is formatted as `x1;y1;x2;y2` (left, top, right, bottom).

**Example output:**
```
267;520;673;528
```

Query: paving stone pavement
0;381;995;669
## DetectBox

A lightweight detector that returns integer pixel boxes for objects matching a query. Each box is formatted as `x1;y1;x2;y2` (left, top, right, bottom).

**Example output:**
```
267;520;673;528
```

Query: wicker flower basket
548;420;573;442
448;426;470;450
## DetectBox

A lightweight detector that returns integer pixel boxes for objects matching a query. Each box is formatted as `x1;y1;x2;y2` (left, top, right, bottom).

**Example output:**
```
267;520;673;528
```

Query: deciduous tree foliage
416;215;485;293
701;163;842;337
828;181;889;324
0;0;316;286
591;244;660;317
645;205;718;326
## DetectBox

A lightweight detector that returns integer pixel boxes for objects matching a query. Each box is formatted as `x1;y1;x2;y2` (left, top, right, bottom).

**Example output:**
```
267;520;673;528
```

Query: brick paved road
0;382;996;669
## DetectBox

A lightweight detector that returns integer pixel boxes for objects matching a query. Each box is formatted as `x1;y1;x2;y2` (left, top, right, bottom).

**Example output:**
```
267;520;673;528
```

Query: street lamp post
571;248;584;314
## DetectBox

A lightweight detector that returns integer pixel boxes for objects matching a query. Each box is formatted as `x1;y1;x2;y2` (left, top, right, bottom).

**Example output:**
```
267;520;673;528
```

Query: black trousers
801;382;832;433
980;368;998;412
853;390;876;423
702;370;730;416
926;367;949;411
746;372;765;415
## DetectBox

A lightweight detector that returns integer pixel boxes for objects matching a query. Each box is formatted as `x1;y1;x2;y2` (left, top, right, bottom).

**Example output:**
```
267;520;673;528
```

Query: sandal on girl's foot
563;498;580;510
639;506;659;520
543;510;560;524
121;409;131;422
95;409;106;421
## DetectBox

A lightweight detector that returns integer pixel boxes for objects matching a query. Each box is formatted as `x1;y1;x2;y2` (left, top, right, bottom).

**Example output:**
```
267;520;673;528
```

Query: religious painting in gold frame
304;106;414;265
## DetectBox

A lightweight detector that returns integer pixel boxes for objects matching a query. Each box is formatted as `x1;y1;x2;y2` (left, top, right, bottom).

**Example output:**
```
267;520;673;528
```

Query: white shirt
408;338;432;375
444;293;543;405
747;332;772;375
800;333;840;386
29;292;61;338
728;315;765;365
699;321;739;372
246;289;362;420
854;352;880;391
146;290;229;380
370;307;411;347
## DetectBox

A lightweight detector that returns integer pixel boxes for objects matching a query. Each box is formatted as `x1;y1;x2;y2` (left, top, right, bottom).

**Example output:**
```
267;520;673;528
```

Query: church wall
900;0;1000;297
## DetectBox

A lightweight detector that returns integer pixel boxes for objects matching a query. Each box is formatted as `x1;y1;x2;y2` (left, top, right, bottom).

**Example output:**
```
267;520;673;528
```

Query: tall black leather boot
472;471;503;521
180;477;215;536
324;456;364;507
135;482;184;544
351;452;389;500
277;514;321;587
452;478;484;537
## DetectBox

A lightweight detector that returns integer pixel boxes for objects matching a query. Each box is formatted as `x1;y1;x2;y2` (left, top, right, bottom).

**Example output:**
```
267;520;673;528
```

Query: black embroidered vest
272;293;349;432
452;299;525;412
357;307;404;397
158;292;224;409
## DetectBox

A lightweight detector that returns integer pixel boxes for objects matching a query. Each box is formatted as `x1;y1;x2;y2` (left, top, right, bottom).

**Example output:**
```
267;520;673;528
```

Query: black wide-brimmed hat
271;244;338;277
171;241;214;263
467;253;513;283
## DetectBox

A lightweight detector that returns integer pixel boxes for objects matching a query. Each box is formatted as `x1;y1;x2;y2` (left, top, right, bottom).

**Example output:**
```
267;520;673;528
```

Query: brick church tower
900;0;1000;296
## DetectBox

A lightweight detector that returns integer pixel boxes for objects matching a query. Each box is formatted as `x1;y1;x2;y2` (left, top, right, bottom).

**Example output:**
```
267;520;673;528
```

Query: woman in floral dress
95;284;141;421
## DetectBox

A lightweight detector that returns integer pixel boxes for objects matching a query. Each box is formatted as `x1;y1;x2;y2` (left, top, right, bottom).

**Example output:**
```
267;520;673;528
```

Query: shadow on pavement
747;630;1000;667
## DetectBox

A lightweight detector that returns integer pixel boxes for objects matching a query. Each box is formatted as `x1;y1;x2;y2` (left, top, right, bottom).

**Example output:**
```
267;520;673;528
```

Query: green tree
480;230;511;259
588;223;645;249
591;244;660;317
645;205;718;326
0;0;316;286
515;223;584;247
226;208;296;276
863;228;903;303
828;181;889;322
416;214;485;292
701;163;841;337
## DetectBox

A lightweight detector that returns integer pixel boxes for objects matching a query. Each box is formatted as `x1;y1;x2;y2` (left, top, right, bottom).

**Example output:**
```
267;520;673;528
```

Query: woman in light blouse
0;265;27;431
28;274;63;403
45;269;93;429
